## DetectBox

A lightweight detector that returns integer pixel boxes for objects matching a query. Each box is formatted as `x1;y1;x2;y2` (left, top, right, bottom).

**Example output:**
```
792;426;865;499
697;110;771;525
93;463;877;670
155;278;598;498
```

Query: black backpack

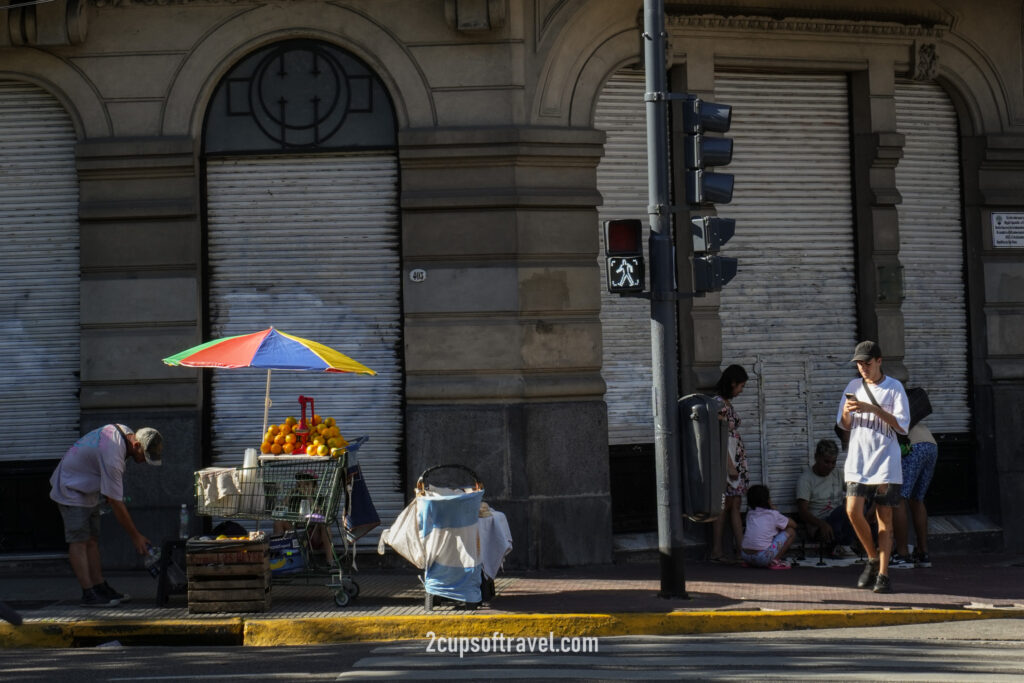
906;387;933;429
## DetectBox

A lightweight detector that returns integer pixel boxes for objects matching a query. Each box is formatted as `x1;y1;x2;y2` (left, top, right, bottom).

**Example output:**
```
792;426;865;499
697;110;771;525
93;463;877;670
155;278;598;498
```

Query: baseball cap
850;340;882;362
134;427;164;466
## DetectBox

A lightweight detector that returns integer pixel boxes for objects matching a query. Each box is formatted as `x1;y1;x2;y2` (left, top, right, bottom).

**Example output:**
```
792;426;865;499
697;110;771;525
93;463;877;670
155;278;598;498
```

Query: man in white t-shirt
835;341;910;594
50;424;164;607
795;439;855;555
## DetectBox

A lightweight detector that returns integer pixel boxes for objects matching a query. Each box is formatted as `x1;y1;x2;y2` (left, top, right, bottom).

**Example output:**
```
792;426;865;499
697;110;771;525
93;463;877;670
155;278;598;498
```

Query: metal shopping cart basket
194;436;368;607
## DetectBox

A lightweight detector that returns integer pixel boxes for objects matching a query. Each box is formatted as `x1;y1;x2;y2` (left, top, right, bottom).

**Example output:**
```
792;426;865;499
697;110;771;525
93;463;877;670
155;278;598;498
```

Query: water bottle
144;543;161;578
178;503;189;540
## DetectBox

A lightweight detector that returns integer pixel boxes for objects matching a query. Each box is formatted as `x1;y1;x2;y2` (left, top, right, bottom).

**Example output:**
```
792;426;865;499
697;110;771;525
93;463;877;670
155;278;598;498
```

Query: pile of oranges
260;415;348;456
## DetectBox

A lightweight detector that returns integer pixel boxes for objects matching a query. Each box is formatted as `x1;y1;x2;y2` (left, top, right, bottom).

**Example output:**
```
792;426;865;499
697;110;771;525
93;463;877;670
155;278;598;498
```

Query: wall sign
992;213;1024;247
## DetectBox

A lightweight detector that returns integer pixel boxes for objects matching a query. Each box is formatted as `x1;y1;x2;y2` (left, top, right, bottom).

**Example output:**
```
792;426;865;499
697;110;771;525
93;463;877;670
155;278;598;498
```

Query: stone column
971;133;1024;550
399;126;612;567
849;62;908;380
76;136;202;566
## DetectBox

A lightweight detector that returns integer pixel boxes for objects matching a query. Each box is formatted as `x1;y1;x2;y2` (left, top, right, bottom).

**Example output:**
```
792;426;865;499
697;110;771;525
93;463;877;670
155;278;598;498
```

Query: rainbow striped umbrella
163;327;375;434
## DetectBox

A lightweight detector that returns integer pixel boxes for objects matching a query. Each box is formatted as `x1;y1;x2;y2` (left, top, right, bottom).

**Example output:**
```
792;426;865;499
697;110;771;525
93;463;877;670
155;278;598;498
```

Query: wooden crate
186;537;271;614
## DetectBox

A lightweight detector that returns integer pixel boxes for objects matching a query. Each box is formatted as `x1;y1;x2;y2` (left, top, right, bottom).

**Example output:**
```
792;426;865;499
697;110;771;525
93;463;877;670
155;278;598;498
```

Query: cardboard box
269;533;306;575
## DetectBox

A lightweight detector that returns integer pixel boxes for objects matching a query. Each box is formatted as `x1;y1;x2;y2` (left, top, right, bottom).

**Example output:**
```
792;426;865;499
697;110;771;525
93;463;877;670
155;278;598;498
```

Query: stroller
379;464;509;610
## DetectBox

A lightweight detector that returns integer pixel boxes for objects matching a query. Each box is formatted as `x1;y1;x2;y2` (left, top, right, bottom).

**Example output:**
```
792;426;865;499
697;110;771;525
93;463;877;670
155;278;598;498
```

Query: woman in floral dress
709;364;750;563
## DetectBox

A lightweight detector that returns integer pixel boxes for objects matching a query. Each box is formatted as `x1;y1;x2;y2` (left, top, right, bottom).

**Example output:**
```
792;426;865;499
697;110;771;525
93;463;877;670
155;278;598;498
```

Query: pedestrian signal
603;219;645;294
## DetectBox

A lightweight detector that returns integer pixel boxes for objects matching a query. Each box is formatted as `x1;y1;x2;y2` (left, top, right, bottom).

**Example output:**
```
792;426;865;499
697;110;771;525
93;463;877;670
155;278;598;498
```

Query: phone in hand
845;393;856;400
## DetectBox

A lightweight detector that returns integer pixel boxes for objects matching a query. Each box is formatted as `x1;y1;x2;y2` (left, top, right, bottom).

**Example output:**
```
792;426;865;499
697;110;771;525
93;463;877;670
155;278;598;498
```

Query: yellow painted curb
0;623;75;649
6;610;1022;648
242;609;1024;646
0;619;243;649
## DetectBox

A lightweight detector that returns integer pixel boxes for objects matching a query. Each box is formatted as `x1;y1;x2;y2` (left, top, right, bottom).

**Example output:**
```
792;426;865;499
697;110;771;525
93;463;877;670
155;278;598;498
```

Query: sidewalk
2;552;1023;647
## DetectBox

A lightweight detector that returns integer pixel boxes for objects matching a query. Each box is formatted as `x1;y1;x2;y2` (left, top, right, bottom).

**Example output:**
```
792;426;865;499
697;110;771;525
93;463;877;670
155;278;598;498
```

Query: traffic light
691;216;737;292
681;97;733;205
603;219;645;294
680;95;738;293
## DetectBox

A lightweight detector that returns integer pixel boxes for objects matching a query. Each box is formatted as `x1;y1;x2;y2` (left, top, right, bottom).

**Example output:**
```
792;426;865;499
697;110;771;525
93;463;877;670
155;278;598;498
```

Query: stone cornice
89;0;247;6
666;14;947;39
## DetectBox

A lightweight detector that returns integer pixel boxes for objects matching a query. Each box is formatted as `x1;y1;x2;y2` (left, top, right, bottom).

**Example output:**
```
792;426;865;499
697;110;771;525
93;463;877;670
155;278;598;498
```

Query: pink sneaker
768;558;791;570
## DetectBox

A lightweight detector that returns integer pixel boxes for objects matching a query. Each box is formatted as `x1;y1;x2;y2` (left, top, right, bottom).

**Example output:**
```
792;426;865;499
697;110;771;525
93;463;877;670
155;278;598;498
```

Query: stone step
611;513;1004;562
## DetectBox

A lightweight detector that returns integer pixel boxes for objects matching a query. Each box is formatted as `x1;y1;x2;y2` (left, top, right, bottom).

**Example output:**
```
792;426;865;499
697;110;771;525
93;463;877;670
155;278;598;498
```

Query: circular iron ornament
250;43;350;148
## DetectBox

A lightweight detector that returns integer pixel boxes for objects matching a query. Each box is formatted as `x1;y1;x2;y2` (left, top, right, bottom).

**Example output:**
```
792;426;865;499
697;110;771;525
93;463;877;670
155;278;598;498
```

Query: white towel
197;467;241;514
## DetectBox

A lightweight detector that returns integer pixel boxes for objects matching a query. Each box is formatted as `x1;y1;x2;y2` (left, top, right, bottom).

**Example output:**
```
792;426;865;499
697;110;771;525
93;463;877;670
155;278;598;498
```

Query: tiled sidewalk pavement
3;554;1023;624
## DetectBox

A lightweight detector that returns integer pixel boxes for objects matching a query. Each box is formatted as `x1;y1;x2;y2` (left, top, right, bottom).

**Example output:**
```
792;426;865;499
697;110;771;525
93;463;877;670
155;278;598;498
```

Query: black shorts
846;482;901;507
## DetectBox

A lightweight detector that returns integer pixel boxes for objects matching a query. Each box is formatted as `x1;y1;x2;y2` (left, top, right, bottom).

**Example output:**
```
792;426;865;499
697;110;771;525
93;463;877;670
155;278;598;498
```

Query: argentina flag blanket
418;488;485;603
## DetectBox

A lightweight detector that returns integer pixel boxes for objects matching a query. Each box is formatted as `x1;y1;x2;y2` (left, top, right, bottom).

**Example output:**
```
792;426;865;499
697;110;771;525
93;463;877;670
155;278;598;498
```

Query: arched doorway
201;39;405;537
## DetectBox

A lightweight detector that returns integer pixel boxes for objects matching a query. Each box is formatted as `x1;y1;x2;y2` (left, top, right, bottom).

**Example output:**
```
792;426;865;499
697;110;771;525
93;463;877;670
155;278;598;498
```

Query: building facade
0;0;1021;567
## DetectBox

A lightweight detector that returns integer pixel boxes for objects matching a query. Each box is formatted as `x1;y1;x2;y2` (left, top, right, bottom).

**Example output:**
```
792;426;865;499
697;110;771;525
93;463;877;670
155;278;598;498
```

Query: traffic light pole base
658;547;690;599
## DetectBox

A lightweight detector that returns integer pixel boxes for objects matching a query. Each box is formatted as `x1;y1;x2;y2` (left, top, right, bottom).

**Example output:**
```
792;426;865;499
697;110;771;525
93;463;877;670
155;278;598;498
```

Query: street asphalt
2;551;1023;648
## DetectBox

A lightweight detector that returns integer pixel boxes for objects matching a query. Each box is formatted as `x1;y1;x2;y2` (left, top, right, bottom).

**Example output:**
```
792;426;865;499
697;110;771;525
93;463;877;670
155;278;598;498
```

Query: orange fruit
312;414;322;426
274;434;286;446
325;417;336;427
306;444;318;455
285;416;297;426
282;443;294;454
270;443;283;455
268;424;280;435
284;434;296;444
261;441;272;454
316;444;329;456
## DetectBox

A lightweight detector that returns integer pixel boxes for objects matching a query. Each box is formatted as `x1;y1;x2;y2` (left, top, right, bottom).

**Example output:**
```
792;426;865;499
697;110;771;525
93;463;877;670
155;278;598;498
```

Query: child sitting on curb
740;484;797;569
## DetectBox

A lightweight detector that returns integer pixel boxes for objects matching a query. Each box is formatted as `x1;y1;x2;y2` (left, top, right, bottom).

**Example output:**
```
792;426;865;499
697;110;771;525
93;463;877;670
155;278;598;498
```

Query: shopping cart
194;436;368;607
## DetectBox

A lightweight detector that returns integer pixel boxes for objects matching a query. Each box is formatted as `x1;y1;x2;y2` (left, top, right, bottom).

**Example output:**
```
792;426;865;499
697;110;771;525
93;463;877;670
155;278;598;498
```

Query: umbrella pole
262;369;272;438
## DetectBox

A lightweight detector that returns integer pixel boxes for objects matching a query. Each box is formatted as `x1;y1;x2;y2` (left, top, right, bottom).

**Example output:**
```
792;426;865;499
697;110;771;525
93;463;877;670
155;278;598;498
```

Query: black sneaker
857;559;879;588
889;553;914;570
873;574;892;593
80;588;119;607
95;581;131;603
913;551;932;568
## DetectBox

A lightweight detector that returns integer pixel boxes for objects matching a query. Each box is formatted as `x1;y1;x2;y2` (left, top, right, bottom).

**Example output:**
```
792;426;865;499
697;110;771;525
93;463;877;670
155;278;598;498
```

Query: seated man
796;439;857;557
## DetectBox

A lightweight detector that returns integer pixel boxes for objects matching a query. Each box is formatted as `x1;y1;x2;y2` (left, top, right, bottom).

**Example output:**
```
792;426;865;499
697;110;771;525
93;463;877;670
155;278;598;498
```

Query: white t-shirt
836;376;910;485
795;466;845;520
49;424;132;507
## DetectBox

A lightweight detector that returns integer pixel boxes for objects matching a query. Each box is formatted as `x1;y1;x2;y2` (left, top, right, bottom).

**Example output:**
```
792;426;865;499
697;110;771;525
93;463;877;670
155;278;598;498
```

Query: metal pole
643;0;687;598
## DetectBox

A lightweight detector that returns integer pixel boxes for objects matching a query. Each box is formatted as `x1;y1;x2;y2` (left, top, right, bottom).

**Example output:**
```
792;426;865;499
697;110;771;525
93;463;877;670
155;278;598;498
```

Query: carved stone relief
912;41;939;81
444;0;507;32
1;0;87;46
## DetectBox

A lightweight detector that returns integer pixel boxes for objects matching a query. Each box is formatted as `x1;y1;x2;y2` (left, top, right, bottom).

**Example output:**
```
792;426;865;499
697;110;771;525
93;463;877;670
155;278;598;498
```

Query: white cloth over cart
378;489;513;603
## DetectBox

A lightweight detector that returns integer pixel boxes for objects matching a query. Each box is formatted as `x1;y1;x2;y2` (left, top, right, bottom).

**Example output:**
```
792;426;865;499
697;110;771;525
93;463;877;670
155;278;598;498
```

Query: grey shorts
58;503;102;543
846;482;901;507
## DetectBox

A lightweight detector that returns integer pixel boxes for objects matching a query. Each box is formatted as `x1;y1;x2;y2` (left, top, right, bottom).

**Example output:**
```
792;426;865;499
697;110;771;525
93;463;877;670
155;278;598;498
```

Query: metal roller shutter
594;70;655;445
715;73;858;508
0;81;80;460
894;81;971;433
206;153;404;537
